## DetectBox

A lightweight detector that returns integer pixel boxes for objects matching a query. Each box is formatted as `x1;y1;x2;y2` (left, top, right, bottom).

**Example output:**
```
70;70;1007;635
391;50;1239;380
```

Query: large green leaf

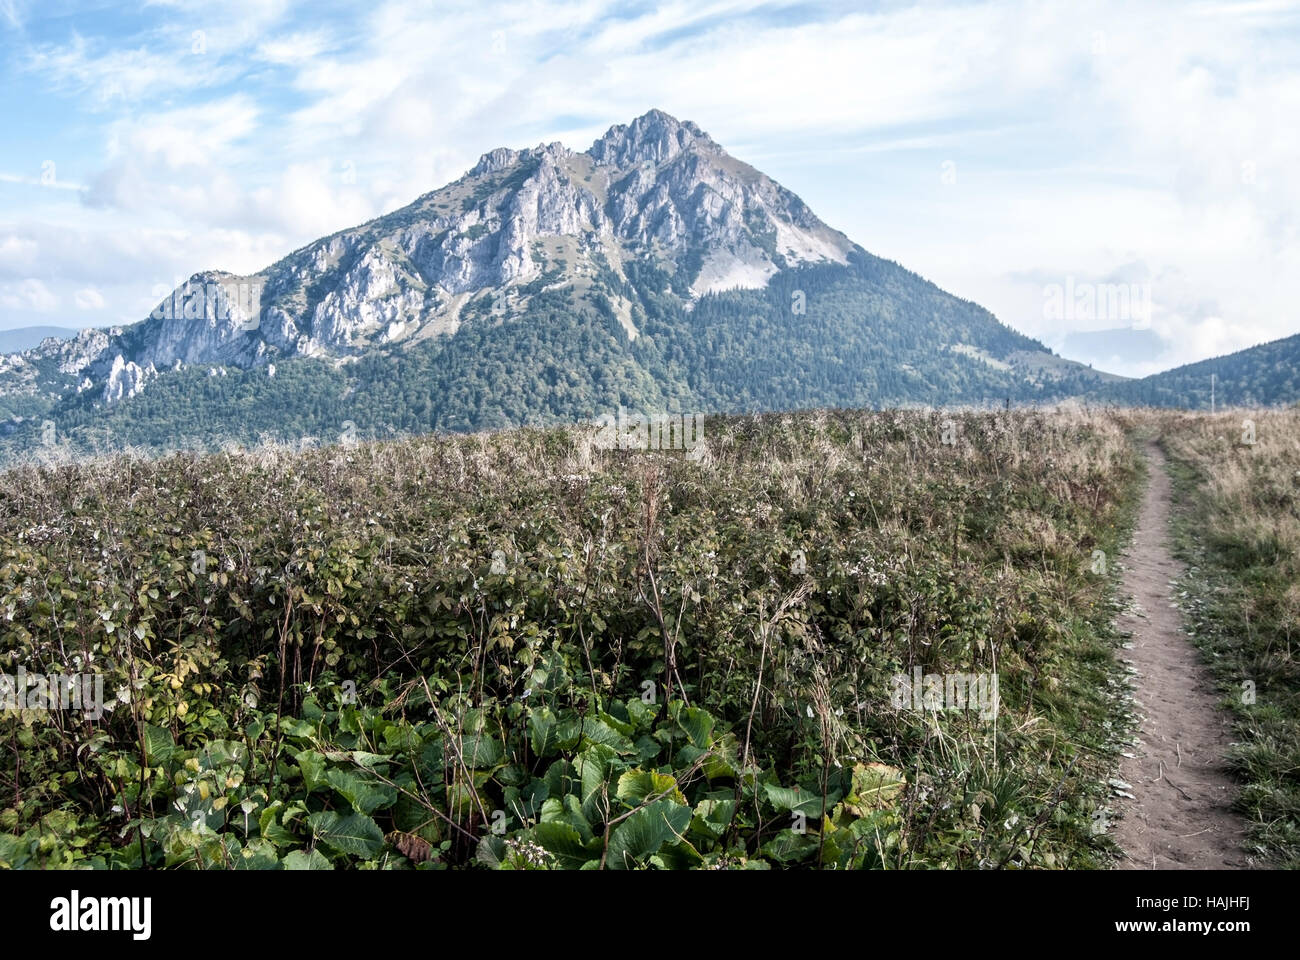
702;731;739;780
325;767;398;815
574;743;620;822
563;717;634;754
294;749;328;791
842;763;907;813
143;723;176;765
689;798;736;841
762;782;840;817
233;838;282;870
616;768;685;806
652;837;703;870
533;822;599;869
323;749;392;770
760;830;821;863
0;833;30;869
624;698;658;734
503;778;549;822
476;834;506;868
528;706;559;758
258;802;298;847
542;758;578;799
455;731;504;769
597;710;634;738
197;739;248;771
606;799;692;870
307;811;385;859
283;848;335;870
539;795;596;843
675;706;716;748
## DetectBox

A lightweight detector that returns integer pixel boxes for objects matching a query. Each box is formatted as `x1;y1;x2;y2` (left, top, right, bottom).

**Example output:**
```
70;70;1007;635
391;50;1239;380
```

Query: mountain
1094;333;1300;409
0;325;82;354
1;109;1114;457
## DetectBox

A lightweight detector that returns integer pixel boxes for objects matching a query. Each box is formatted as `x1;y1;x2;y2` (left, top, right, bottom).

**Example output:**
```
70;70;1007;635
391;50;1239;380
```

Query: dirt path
1110;441;1246;869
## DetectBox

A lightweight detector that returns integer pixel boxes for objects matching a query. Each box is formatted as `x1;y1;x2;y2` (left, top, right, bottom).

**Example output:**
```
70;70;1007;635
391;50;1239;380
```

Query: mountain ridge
10;108;1268;457
1092;331;1300;409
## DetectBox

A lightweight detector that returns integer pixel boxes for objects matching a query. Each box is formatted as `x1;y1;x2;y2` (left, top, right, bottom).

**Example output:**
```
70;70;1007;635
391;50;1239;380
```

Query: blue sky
1;0;1297;376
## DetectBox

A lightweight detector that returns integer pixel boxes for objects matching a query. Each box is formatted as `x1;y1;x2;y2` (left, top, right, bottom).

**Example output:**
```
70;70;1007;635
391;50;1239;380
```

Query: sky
0;0;1297;377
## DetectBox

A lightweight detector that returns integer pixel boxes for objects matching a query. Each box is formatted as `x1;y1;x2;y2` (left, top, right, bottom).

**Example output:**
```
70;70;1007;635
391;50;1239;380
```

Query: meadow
0;407;1181;869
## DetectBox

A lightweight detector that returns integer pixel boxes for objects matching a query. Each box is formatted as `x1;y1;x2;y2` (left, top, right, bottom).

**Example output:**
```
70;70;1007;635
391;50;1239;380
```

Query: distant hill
1096;333;1300;409
0;326;80;354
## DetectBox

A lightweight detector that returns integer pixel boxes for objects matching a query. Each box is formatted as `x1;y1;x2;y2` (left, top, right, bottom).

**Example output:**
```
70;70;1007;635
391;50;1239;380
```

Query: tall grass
0;408;1144;868
1156;408;1300;865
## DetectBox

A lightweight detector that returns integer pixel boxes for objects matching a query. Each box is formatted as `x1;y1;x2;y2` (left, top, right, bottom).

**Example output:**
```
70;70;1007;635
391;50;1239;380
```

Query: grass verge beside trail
1160;409;1300;867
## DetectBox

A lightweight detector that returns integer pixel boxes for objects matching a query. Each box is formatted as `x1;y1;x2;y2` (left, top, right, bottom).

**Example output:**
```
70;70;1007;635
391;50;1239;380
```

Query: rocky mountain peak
588;109;716;168
472;140;572;177
4;110;855;404
470;147;522;176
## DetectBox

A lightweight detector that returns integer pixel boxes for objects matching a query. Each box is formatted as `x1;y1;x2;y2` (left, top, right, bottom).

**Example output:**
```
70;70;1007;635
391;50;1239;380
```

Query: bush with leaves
1;408;1141;868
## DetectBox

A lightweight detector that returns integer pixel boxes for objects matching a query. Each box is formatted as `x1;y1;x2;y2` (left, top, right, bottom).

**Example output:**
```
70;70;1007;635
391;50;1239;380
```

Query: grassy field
0;407;1158;869
1159;409;1300;866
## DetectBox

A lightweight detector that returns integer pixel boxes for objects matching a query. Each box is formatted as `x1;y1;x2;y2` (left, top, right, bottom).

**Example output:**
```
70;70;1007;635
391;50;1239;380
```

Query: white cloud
0;220;293;326
0;0;22;29
4;0;1297;375
74;287;104;309
0;277;58;312
255;29;336;65
24;32;230;106
0;171;87;192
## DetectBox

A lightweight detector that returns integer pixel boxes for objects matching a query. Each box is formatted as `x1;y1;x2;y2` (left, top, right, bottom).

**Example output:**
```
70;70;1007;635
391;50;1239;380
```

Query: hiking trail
1110;441;1247;869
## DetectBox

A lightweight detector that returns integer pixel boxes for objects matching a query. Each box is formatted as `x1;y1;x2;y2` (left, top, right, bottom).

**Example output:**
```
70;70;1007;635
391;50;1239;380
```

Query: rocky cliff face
2;110;855;403
102;355;154;404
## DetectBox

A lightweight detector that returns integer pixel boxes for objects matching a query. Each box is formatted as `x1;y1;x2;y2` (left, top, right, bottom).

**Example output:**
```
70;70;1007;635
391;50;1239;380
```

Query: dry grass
1150;407;1300;864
